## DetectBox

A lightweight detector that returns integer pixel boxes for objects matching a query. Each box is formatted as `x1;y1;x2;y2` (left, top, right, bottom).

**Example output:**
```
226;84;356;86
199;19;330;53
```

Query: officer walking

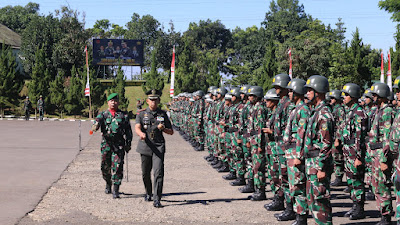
135;89;174;208
37;95;45;121
92;93;133;199
24;96;32;121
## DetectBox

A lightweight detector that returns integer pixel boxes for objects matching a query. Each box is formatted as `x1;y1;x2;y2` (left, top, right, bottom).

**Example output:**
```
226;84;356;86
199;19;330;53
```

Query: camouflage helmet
264;88;279;100
216;87;227;96
229;87;241;97
304;75;329;93
370;82;391;98
247;86;264;98
272;73;291;88
193;90;205;97
286;78;306;95
207;86;217;93
240;84;252;94
394;76;400;89
364;88;373;99
329;90;342;100
342;83;361;99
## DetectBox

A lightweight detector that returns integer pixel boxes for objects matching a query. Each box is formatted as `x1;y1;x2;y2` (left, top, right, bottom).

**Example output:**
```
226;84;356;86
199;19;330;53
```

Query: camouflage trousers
205;122;215;155
101;140;125;185
344;157;365;203
365;147;373;185
287;158;308;216
393;164;400;220
306;174;332;225
371;155;393;216
232;135;245;176
276;143;291;205
268;153;285;198
194;120;204;145
250;146;266;189
222;132;234;171
332;145;344;178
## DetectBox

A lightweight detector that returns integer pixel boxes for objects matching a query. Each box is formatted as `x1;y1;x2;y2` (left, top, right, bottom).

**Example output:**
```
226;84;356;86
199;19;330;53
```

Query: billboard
92;39;144;66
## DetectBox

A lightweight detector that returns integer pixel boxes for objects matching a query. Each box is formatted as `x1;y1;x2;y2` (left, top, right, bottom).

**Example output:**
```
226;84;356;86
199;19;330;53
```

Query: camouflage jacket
332;103;346;140
341;103;367;161
226;102;241;136
95;109;133;146
248;101;266;148
239;101;251;139
369;103;394;163
284;100;311;160
265;107;276;154
390;109;400;152
273;96;295;142
304;100;334;174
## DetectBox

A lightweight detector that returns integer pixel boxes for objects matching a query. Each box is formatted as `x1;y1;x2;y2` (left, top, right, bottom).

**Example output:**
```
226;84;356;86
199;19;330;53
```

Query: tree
64;66;84;116
260;37;278;91
143;50;164;92
109;66;129;110
49;72;66;118
0;44;23;117
0;3;39;34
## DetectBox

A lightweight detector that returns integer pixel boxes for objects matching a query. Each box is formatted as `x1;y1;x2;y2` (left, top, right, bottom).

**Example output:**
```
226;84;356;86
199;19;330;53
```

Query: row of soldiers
169;73;400;225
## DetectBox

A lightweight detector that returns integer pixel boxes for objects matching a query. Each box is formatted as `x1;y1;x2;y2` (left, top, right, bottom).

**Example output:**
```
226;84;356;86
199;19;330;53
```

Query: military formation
169;74;400;225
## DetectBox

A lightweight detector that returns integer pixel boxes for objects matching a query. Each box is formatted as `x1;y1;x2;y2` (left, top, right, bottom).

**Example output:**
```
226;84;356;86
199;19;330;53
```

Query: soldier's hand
157;123;165;131
246;142;250;148
380;163;388;171
237;139;242;144
257;147;262;153
294;158;301;166
334;139;340;147
139;132;146;140
124;145;131;153
317;170;326;181
262;128;272;134
354;158;362;167
220;121;225;126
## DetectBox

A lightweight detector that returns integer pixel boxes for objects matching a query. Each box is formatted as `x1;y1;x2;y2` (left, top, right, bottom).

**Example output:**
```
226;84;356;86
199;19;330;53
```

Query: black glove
124;145;131;153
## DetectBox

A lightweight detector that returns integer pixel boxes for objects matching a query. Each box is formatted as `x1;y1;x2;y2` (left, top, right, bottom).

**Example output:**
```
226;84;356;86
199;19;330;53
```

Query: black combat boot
250;188;266;201
212;160;223;169
222;171;236;180
330;175;344;186
276;202;296;221
238;179;255;193
206;155;215;162
230;175;246;186
217;162;230;172
264;195;285;211
376;215;391;225
196;144;204;151
105;181;112;194
349;201;366;220
344;203;357;217
209;158;219;165
291;214;307;225
112;184;120;199
204;154;213;160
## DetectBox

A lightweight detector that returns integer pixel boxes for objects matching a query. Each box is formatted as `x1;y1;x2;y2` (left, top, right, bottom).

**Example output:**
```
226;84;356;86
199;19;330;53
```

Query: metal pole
79;120;82;151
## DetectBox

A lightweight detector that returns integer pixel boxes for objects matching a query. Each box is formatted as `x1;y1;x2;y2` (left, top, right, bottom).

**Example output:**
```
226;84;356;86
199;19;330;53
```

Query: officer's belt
370;142;383;150
305;149;320;158
344;139;355;145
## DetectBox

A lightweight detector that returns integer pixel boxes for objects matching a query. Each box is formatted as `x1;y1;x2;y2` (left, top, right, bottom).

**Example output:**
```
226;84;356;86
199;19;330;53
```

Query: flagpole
387;51;392;91
85;45;92;119
380;51;385;83
288;48;292;79
170;46;175;97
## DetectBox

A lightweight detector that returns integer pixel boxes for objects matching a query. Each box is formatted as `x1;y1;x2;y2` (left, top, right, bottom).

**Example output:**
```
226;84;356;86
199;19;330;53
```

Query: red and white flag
387;51;392;91
380;51;385;83
288;48;292;79
170;46;175;97
84;45;90;97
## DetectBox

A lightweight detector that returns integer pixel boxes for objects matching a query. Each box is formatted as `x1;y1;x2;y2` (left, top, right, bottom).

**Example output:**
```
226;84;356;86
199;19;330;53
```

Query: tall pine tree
109;66;129;110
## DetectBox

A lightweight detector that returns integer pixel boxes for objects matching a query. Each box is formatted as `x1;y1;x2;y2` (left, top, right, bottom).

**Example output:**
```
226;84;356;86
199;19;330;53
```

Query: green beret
107;93;119;101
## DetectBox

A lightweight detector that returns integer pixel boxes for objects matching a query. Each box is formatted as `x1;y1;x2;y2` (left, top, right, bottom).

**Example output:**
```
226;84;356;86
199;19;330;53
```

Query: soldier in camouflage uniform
245;86;267;201
192;90;206;151
369;82;394;225
216;94;233;172
341;83;367;220
265;74;294;218
304;75;334;225
209;88;227;169
283;79;310;224
364;88;378;201
328;90;346;187
230;85;251;187
92;93;133;199
391;76;400;224
222;87;242;181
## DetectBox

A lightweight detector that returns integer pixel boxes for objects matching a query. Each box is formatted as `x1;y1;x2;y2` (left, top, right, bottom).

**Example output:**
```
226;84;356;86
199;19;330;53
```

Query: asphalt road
0;120;93;225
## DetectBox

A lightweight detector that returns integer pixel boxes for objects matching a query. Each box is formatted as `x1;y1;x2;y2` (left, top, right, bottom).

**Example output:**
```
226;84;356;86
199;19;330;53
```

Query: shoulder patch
385;121;391;128
322;123;328;131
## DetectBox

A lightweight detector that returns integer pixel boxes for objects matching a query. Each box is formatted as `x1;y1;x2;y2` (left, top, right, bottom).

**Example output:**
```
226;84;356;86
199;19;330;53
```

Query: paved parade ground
0;120;394;224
